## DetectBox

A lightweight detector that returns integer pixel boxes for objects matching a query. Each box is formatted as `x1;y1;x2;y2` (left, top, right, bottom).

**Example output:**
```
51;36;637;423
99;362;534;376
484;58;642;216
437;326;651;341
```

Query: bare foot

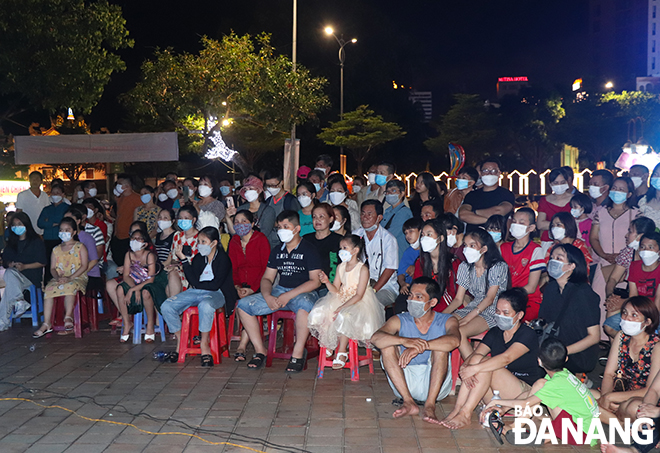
601;445;635;453
422;406;442;425
443;411;471;429
439;409;460;427
393;401;419;418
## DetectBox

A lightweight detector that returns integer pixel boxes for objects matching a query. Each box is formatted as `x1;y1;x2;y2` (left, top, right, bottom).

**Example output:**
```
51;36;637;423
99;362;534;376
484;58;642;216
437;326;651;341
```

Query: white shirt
16;188;50;235
353;225;399;293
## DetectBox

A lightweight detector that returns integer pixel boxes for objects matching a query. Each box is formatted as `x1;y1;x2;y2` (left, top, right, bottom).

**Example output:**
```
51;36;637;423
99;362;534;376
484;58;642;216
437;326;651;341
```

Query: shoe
144;334;155;343
200;354;214;367
33;323;53;339
13;300;30;318
332;352;348;370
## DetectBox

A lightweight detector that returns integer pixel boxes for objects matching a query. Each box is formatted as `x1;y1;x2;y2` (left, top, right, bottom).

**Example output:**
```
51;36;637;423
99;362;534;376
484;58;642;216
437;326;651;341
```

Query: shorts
381;355;453;403
237;284;319;316
604;313;622;331
551;410;582;445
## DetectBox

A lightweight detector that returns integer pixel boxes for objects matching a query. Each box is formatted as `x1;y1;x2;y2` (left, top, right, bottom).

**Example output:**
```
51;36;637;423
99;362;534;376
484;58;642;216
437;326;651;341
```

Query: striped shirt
85;223;105;264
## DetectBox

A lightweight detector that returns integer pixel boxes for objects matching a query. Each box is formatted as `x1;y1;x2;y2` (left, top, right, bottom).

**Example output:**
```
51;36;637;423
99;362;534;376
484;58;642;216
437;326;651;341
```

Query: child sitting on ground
481;338;600;446
308;234;386;369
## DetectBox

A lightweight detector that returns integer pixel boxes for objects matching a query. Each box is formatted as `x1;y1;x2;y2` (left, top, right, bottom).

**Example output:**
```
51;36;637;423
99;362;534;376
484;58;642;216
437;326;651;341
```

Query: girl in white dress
308;234;385;369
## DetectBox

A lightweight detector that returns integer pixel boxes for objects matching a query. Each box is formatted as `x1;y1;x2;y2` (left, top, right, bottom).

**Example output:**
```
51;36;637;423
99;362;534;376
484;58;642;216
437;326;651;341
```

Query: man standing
354;200;399;308
588;169;613;208
111;174;142;264
371;277;460;424
16;171;50;235
459;158;515;232
314;154;333;176
630;164;650;200
358;162;395;205
381;180;413;260
264;170;301;217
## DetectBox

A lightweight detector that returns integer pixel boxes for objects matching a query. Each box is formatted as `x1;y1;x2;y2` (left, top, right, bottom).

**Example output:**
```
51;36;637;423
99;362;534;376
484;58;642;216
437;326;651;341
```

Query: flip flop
488;411;504;445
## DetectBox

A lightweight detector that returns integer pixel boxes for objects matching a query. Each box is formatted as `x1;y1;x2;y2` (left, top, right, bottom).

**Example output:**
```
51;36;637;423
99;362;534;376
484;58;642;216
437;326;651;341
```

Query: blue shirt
398;312;452;366
37;203;70;241
397;245;420;284
381;202;412;260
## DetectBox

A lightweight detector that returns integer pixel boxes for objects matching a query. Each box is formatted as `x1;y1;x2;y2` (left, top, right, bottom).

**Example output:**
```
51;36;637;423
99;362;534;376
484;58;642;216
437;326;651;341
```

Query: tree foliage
0;0;133;119
317;105;406;174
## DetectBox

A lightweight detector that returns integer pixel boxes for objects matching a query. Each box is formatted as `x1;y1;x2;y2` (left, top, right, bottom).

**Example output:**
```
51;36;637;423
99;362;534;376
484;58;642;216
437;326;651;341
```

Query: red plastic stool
317;339;374;381
266;311;319;368
50;292;89;339
227;312;272;344
178;307;229;365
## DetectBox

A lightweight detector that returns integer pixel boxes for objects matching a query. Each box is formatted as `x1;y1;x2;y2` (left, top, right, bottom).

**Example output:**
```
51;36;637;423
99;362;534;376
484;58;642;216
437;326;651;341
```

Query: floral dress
170;231;199;290
617;332;660;391
136;206;160;237
45;242;88;298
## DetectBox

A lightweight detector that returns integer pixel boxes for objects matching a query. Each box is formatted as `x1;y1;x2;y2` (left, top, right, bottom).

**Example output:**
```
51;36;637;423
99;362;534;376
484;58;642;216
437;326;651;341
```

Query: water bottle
152;351;169;362
482;390;502;427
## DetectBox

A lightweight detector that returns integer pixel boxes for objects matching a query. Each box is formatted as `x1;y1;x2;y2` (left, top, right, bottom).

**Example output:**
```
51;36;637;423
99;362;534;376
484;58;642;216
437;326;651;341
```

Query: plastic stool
318;339;374;381
178;307;229;365
11;285;43;327
50;292;88;338
227;312;272;344
266;311;319;368
132;310;167;344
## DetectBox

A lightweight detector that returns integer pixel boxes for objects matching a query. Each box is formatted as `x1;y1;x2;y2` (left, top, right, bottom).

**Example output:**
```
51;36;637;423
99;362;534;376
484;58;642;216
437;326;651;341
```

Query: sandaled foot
422;406;442;425
57;316;74;336
393;401;419;418
119;323;133;342
234;351;246;362
167;351;179;363
325;349;334;358
144;333;156;343
200;354;214;367
286;349;307;373
109;317;122;326
32;323;52;339
332;352;348;370
193;335;201;346
247;353;266;369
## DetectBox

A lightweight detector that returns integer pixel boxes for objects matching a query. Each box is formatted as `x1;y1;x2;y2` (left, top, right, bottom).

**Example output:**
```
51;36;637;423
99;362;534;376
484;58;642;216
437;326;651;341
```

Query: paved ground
0;321;606;453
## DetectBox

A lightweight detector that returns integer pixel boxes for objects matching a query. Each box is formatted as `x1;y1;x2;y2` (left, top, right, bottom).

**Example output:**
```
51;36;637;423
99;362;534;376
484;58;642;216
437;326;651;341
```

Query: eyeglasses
481;168;499;175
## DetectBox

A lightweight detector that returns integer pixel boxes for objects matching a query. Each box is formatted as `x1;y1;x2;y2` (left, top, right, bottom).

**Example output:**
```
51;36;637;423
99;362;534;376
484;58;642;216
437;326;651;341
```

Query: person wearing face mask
111;174;143;268
371;277;461;424
37;184;70;283
484;214;507;251
173;177;200;210
409;172;444;219
397;218;423;299
33;218;89;338
627;234;660;310
195;175;226;225
459;158;515;233
134;185;160;239
159;227;237;367
443;167;479;217
441;288;544;430
80;181;98;200
226;176;277;248
327;175;360;232
163;206;199;299
359;162;396;205
381;180;413;261
443;228;509;358
0;212;46;331
304;204;342;296
638;162;660;231
264;170;300;218
569;192;593;248
237;211;322;372
588;168;614;207
630;164;650;201
539;243;600;375
500;208;545;321
156;179;178;211
545;212;593;272
308;234;385;369
349;175;366;202
16;171;50;235
64;206;102;294
295;181;318;236
594;296;660;427
154;208;176;264
536;167;574;254
307;169;328;203
313;154;333;177
83;198;108;244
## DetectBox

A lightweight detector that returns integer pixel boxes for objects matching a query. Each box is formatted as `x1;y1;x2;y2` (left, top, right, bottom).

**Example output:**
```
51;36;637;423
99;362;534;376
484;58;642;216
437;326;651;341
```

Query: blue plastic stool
132;310;166;344
10;285;43;327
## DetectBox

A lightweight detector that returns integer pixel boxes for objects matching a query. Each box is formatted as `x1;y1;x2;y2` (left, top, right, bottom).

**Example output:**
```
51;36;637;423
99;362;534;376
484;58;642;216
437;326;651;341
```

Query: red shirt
628;260;660;299
544;239;593;271
413;256;459;312
501;240;545;321
228;231;271;292
537;197;572;241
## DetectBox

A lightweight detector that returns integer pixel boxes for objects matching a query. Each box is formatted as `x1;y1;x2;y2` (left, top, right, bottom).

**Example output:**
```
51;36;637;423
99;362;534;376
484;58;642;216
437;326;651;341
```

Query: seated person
381;179;413;260
304;203;341;296
570;192;593;247
544;211;593;269
420;200;442;222
237;210;322;372
441;288;544;430
500;208;545;321
160;227;237;367
396;218;423;299
593;296;660;426
411;219;453;311
163;206;199;297
481;338;600;446
484;214;507;251
353;200;399;308
371;277;460;424
628;232;660;311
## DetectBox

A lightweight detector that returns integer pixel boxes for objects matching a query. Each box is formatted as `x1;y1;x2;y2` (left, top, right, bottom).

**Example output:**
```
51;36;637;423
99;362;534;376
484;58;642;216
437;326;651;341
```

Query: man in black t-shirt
459;157;515;232
237;210;322;373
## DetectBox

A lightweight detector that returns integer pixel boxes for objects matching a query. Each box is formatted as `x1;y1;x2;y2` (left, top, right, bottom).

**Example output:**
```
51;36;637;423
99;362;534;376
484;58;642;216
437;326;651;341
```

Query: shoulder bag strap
549;284;574;336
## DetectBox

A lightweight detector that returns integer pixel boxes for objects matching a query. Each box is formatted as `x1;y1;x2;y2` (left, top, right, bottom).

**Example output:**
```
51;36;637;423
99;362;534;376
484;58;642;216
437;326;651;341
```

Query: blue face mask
313;183;321;192
609;190;628;205
11;225;26;236
456;179;469;190
219;186;231;196
178;219;193;231
385;194;400;206
375;174;388;186
489;231;502;242
652;177;660;191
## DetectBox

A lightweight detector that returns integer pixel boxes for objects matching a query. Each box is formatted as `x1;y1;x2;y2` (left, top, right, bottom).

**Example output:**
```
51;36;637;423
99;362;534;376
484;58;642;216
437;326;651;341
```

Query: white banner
14;132;179;164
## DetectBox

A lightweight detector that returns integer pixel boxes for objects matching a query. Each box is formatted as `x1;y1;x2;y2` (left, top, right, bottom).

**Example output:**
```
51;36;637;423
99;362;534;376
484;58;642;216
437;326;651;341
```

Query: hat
239;176;264;198
297;166;311;179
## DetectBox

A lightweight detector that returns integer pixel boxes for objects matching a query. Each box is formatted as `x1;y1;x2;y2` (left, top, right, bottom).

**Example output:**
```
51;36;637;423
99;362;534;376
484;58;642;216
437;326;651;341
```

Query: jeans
0;268;33;330
237;285;319;316
161;288;226;333
603;312;622;331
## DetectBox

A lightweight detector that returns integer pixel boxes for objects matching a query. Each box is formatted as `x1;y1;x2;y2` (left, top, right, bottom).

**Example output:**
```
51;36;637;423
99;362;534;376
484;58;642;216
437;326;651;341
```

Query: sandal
57;317;74;336
326;349;334;358
200;354;214;367
193;335;201;346
332;352;348;370
234;351;246;362
144;333;156;343
109;317;123;326
33;323;53;339
286;349;307;374
167;351;179;363
488;411;504;445
120;323;133;343
247;353;266;369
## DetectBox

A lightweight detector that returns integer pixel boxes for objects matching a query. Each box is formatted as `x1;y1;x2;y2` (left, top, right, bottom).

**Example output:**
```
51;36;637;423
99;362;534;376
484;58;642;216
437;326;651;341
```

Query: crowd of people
5;154;660;449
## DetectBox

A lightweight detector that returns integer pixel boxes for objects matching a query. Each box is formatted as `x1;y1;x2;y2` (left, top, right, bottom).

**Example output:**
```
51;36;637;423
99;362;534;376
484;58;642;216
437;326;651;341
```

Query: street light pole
284;0;298;192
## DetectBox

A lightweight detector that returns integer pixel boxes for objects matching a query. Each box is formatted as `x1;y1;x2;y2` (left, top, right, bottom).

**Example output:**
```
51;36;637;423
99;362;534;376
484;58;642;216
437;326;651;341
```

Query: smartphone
183;186;189;203
226;196;234;208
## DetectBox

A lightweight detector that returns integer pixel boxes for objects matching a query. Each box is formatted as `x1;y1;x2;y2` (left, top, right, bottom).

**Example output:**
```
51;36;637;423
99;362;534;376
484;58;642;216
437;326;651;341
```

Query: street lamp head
351;38;357;43
324;26;334;35
605;81;614;89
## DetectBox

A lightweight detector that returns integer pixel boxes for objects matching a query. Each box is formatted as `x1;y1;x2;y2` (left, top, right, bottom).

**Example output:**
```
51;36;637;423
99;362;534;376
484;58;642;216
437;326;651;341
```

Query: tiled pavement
0;323;602;453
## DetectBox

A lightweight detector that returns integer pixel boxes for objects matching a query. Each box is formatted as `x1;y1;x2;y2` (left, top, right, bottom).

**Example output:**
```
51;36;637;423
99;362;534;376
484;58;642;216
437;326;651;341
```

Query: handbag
126;291;143;315
613;333;632;392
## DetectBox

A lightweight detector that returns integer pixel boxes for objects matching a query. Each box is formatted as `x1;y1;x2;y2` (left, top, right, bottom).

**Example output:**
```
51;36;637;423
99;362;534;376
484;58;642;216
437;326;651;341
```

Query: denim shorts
237;285;319;316
603;312;621;331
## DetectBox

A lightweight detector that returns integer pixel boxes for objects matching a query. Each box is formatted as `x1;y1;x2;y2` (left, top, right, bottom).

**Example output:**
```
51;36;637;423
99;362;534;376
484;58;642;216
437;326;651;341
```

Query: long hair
341;234;365;262
7;212;41;251
130;225;156;254
643;162;660;203
548;243;588;284
410;172;443;206
333;205;351;232
466;227;506;270
604;176;636;208
419;219;450;298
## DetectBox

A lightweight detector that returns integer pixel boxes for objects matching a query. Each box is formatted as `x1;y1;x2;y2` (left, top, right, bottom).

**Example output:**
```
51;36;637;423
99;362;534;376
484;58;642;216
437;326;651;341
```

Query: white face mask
410;237;420;250
298;195;312;208
631;177;644;189
481;175;499;187
88;188;97;197
620;319;645;337
314;167;327;175
130;240;146;252
77;191;85;200
59;231;72;243
367;173;377;185
551;227;566;241
115;184;124;195
198;185;213;198
86;208;95;219
552;183;569;195
420;236;438;253
570;208;583;218
463;247;482;264
509;223;528;240
330;220;341;231
244;190;259;203
589;185;603;199
158;220;173;231
446;234;457;248
629;239;640;251
640;250;660;266
266;187;280;197
50;195;62;204
277;228;295;243
353;185;362;193
329;192;346;206
167;188;179;199
158;193;169;202
338;250;352;262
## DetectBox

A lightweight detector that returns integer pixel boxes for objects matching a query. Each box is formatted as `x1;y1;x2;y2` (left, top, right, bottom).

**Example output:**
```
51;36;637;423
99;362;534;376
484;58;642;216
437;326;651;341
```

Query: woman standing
296;181;317;237
638;162;660;230
327;177;360;232
537;168;574;253
134;185;160;239
225;176;276;246
409;172;443;218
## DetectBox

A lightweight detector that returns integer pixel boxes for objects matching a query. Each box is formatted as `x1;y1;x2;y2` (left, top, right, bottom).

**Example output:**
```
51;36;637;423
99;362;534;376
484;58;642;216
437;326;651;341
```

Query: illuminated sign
572;78;583;91
0;181;29;196
498;77;529;82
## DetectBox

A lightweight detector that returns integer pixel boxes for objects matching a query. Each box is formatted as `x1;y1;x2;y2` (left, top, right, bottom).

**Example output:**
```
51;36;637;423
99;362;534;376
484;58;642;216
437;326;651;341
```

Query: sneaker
13;300;30;318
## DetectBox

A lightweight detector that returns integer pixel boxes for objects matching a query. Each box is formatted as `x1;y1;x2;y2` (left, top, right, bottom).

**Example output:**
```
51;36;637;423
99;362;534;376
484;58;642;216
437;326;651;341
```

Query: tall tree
0;0;133;121
317;105;406;174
